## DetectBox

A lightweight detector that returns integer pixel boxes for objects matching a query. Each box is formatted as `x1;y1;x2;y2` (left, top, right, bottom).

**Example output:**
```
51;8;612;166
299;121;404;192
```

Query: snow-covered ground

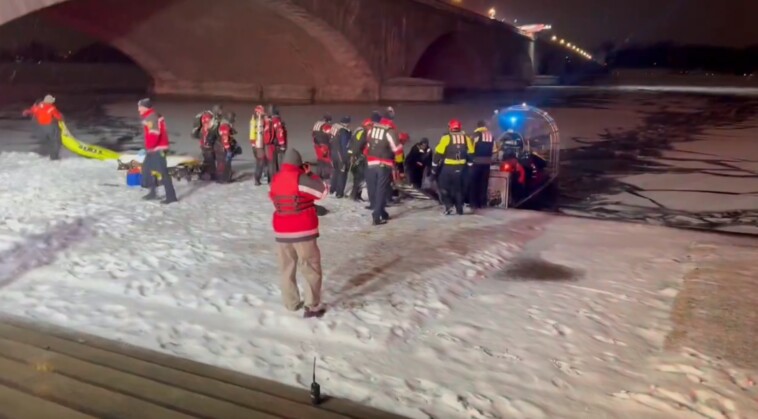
0;153;757;418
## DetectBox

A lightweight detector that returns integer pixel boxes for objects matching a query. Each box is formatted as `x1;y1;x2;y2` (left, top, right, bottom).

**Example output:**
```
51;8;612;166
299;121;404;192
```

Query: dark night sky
457;0;757;49
0;1;756;52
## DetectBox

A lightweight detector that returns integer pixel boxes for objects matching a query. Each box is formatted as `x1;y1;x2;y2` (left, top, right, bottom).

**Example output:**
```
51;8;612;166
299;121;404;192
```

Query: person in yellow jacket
250;105;268;185
431;119;475;215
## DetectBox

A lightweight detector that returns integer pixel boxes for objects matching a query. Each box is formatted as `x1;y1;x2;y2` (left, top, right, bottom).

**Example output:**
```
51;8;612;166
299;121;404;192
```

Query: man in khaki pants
269;149;328;318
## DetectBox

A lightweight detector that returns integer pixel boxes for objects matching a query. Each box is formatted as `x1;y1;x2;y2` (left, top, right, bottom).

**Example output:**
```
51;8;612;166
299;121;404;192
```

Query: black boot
142;192;158;201
304;305;326;318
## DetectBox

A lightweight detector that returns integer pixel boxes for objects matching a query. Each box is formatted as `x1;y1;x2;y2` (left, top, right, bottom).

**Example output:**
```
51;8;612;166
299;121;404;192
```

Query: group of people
23;95;515;318
191;105;242;184
301;107;499;221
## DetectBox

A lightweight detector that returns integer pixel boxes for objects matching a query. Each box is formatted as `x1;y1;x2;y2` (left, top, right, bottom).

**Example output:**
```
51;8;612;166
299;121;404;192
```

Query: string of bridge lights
550;35;593;60
483;6;594;61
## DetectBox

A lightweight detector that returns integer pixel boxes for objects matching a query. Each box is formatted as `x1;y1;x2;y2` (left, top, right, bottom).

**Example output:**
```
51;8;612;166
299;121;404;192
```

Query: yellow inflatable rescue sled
59;121;121;160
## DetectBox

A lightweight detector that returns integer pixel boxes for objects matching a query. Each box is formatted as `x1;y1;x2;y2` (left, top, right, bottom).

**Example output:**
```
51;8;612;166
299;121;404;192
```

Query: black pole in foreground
310;357;322;406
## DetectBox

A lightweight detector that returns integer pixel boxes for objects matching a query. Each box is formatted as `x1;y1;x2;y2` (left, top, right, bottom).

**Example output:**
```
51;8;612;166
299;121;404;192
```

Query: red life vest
269;164;320;243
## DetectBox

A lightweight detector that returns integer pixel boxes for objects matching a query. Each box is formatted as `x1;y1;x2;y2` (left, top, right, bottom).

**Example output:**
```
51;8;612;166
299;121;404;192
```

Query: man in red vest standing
138;98;177;204
269;148;328;318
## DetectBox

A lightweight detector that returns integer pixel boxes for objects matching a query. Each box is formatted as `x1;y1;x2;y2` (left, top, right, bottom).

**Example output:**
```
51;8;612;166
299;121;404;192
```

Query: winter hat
370;111;382;123
43;94;55;104
283;148;303;166
138;98;153;109
340;116;351;124
419;137;429;145
323;114;333;122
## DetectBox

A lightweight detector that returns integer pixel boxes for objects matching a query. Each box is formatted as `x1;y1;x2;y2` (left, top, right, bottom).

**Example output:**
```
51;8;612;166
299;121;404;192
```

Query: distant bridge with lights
0;0;596;102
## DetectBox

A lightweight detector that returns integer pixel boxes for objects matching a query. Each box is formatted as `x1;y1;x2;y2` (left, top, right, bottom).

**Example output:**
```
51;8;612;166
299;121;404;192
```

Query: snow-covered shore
2;90;755;233
0;153;755;418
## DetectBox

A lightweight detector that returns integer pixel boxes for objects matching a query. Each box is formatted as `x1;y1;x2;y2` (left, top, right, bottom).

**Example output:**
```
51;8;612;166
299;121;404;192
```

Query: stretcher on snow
394;182;438;201
58;121;203;181
117;153;204;182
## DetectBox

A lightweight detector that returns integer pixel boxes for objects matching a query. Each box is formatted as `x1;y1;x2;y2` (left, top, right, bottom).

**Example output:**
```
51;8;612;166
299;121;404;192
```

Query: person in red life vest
267;106;288;176
347;117;373;201
250;105;271;186
138;98;177;204
23;94;64;160
214;113;237;183
388;131;410;202
312;116;332;180
269;148;328;318
194;111;217;180
394;132;410;179
468;120;495;209
498;130;527;199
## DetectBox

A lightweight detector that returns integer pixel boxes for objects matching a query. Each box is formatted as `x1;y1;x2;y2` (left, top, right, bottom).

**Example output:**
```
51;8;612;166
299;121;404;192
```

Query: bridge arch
410;31;489;88
1;0;379;101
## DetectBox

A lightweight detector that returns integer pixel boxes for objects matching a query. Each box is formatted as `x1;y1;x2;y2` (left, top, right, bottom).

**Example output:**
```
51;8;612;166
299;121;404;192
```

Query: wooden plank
0;322;377;419
0;383;95;419
0;338;279;419
0;356;192;419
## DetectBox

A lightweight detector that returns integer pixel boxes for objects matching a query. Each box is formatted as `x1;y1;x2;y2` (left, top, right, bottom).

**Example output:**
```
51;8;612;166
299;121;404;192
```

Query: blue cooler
126;171;142;187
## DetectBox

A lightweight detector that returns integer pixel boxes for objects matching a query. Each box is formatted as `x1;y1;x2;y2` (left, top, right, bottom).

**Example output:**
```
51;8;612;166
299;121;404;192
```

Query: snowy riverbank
2;90;755;234
0;153;756;418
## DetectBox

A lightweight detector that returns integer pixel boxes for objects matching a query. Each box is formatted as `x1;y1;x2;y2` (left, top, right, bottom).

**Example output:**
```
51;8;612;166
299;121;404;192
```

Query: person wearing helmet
432;119;474;215
250;105;270;185
214;111;239;183
266;106;288;177
365;115;402;225
388;131;410;201
194;110;218;180
468;120;495;208
404;137;432;189
312;115;333;180
347;117;373;201
328;116;352;198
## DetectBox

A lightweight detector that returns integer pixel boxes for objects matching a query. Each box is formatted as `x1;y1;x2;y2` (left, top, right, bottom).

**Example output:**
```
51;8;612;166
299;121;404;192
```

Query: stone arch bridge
2;0;535;102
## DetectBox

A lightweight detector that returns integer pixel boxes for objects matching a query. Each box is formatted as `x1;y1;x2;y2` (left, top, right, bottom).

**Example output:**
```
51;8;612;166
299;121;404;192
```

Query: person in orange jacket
23;94;64;160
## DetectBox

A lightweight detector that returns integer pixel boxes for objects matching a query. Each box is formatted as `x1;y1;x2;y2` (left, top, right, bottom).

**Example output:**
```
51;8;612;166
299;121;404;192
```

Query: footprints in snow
525;306;573;337
454;393;547;419
434;331;522;363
